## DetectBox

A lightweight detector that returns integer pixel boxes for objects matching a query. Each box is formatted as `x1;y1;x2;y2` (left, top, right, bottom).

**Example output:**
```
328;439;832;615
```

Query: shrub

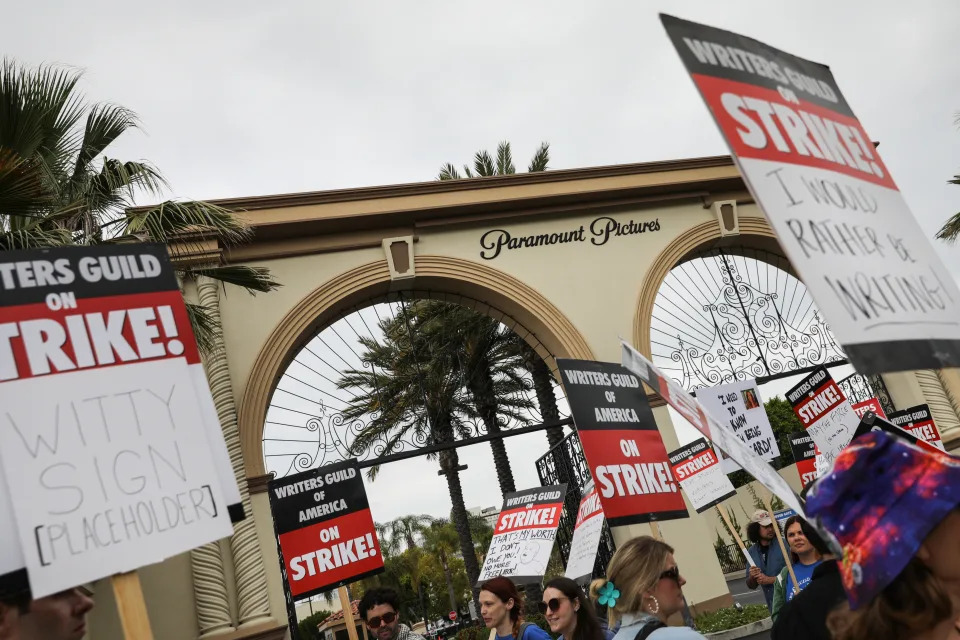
298;610;334;640
694;604;768;634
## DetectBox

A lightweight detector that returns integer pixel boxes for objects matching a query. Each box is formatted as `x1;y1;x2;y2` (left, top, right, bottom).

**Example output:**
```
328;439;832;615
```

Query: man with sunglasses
359;588;426;640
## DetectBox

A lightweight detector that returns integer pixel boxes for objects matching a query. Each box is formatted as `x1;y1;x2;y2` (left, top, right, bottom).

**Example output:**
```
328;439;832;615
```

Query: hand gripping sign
660;14;960;375
478;484;566;586
269;459;383;599
557;359;688;526
621;341;805;517
0;244;237;599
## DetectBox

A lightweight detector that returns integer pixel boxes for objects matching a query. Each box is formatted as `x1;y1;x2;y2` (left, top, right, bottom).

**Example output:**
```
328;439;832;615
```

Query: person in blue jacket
479;577;552;640
744;509;786;611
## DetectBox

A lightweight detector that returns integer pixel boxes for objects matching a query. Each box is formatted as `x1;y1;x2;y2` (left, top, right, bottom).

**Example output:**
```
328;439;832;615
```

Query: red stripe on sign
0;291;200;382
670;449;717;481
495;503;564;534
574;490;603;528
278;508;383;597
794;381;846;427
691;73;897;190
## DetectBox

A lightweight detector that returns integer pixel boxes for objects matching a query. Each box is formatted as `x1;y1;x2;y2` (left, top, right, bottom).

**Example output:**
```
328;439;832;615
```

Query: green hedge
694;605;769;634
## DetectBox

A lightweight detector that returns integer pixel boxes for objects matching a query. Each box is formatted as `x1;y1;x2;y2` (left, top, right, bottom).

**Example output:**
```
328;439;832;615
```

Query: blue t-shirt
496;624;552;640
785;559;823;602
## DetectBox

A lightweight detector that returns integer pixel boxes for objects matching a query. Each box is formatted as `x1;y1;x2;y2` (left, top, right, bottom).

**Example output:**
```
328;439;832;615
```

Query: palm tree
416;301;534;496
437;142;565;449
387;514;435;551
0;61;278;350
337;307;482;589
936;113;960;242
422;519;463;614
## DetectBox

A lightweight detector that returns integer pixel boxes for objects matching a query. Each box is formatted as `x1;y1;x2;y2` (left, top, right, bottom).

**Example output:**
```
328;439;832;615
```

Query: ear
506;598;515;611
916;541;933;564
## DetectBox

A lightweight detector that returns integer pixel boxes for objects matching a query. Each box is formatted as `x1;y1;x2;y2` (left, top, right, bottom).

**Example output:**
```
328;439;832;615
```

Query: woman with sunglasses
480;577;551;640
589;536;705;640
540;577;610;640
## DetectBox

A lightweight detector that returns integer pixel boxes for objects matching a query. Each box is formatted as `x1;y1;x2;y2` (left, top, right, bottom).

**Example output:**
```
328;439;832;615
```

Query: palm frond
0;226;72;250
186;265;282;294
71;103;141;182
437;163;461;181
120;199;252;245
184;301;218;354
936;207;960;243
495;141;514;175
473;150;495;177
527;141;550;172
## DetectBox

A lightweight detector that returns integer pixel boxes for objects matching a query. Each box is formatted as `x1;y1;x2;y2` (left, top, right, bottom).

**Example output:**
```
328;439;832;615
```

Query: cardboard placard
621;341;805;517
788;433;818;488
851;398;887;421
774;508;797;528
660;14;960;374
557;359;688;525
668;438;737;513
888;404;945;450
786;367;859;471
698;379;779;473
477;484;566;585
269;459;383;599
564;481;606;583
0;245;235;598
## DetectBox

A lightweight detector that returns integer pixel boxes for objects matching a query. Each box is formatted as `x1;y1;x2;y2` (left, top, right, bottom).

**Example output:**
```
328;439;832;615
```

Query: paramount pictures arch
87;155;960;639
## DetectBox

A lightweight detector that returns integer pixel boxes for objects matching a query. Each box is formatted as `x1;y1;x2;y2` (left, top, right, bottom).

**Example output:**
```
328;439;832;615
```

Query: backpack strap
633;620;667;640
517;622;532;640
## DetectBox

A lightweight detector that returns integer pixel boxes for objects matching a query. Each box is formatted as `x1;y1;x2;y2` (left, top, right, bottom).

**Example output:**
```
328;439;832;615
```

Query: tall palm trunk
520;341;564;447
468;360;515;496
438;550;458;613
439;446;480;589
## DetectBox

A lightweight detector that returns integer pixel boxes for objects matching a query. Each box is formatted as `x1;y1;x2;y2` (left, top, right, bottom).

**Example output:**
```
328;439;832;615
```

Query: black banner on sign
268;459;384;601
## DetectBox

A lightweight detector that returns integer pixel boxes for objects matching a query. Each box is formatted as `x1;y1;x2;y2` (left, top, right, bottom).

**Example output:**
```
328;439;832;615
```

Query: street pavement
723;576;771;639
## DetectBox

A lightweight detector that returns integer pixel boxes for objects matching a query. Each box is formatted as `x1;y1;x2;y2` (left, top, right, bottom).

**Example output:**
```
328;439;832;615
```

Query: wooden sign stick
762;495;799;592
340;584;361;640
111;571;154;640
648;521;663;540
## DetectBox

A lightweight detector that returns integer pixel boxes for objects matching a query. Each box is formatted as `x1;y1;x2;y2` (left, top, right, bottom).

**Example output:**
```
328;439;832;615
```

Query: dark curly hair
358;587;400;622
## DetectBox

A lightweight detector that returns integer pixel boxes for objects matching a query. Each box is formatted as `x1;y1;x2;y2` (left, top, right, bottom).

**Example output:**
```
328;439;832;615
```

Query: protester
541;577;611;640
744;510;786;612
805;432;960;640
480;577;551;640
590;536;704;639
770;552;844;640
359;587;426;640
770;516;827;620
0;588;94;640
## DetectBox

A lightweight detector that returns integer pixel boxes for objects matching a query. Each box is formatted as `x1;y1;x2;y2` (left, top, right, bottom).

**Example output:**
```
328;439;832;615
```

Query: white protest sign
564;481;605;583
698;379;779;473
786;367;859;471
621;341;805;517
0;244;236;597
667;439;737;513
478;484;566;585
661;15;960;375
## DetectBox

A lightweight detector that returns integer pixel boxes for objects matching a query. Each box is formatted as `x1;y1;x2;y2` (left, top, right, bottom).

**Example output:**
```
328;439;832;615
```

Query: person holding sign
744;511;787;612
0;588;94;640
590;536;705;640
541;577;611;640
480;577;551;640
359;588;426;640
771;516;828;621
805;432;960;640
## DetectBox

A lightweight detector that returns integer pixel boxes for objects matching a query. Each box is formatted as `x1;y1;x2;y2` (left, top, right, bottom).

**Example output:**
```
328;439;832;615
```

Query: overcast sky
6;1;960;524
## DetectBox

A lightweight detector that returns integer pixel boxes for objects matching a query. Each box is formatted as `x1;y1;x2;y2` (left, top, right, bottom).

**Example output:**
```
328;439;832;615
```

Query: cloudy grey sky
6;1;960;523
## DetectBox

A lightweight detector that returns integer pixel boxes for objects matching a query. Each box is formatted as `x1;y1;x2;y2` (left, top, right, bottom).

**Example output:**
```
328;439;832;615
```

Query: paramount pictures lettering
479;216;661;260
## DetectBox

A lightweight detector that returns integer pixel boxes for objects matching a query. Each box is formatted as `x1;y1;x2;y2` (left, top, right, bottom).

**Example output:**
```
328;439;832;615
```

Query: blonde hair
590;536;674;626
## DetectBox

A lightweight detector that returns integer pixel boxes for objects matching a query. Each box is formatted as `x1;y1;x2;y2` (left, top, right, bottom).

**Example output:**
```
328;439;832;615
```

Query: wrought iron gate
535;431;616;582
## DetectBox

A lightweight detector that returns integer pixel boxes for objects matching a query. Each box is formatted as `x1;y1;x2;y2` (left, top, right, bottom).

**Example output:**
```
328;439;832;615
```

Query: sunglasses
659;567;681;583
367;612;397;629
537;597;570;614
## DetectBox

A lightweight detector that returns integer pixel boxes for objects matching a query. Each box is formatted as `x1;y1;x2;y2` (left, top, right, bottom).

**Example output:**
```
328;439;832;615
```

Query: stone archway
238;254;595;478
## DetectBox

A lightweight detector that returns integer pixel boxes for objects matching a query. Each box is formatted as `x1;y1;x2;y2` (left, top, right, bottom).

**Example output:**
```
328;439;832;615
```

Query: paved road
728;576;768;609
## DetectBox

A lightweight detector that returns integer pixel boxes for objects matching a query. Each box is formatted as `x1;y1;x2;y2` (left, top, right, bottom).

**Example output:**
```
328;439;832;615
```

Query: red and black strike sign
888;405;944;451
853;411;942;455
557;359;687;526
268;459;383;599
786;368;845;428
789;433;818;488
851;398;887;421
667;438;736;513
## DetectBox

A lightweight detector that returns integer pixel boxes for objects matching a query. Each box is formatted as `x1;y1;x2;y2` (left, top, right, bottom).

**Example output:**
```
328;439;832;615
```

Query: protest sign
621;341;805;517
0;244;235;599
698;379;779;473
774;508;797;528
888;405;945;450
786;367;859;470
851;398;887;420
667;439;736;513
564;481;606;583
853;411;942;455
269;459;383;599
788;433;818;488
478;484;566;585
557;359;688;525
660;14;960;374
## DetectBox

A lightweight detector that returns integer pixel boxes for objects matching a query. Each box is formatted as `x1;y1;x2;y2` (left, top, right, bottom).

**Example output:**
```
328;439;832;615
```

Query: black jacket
771;560;847;640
